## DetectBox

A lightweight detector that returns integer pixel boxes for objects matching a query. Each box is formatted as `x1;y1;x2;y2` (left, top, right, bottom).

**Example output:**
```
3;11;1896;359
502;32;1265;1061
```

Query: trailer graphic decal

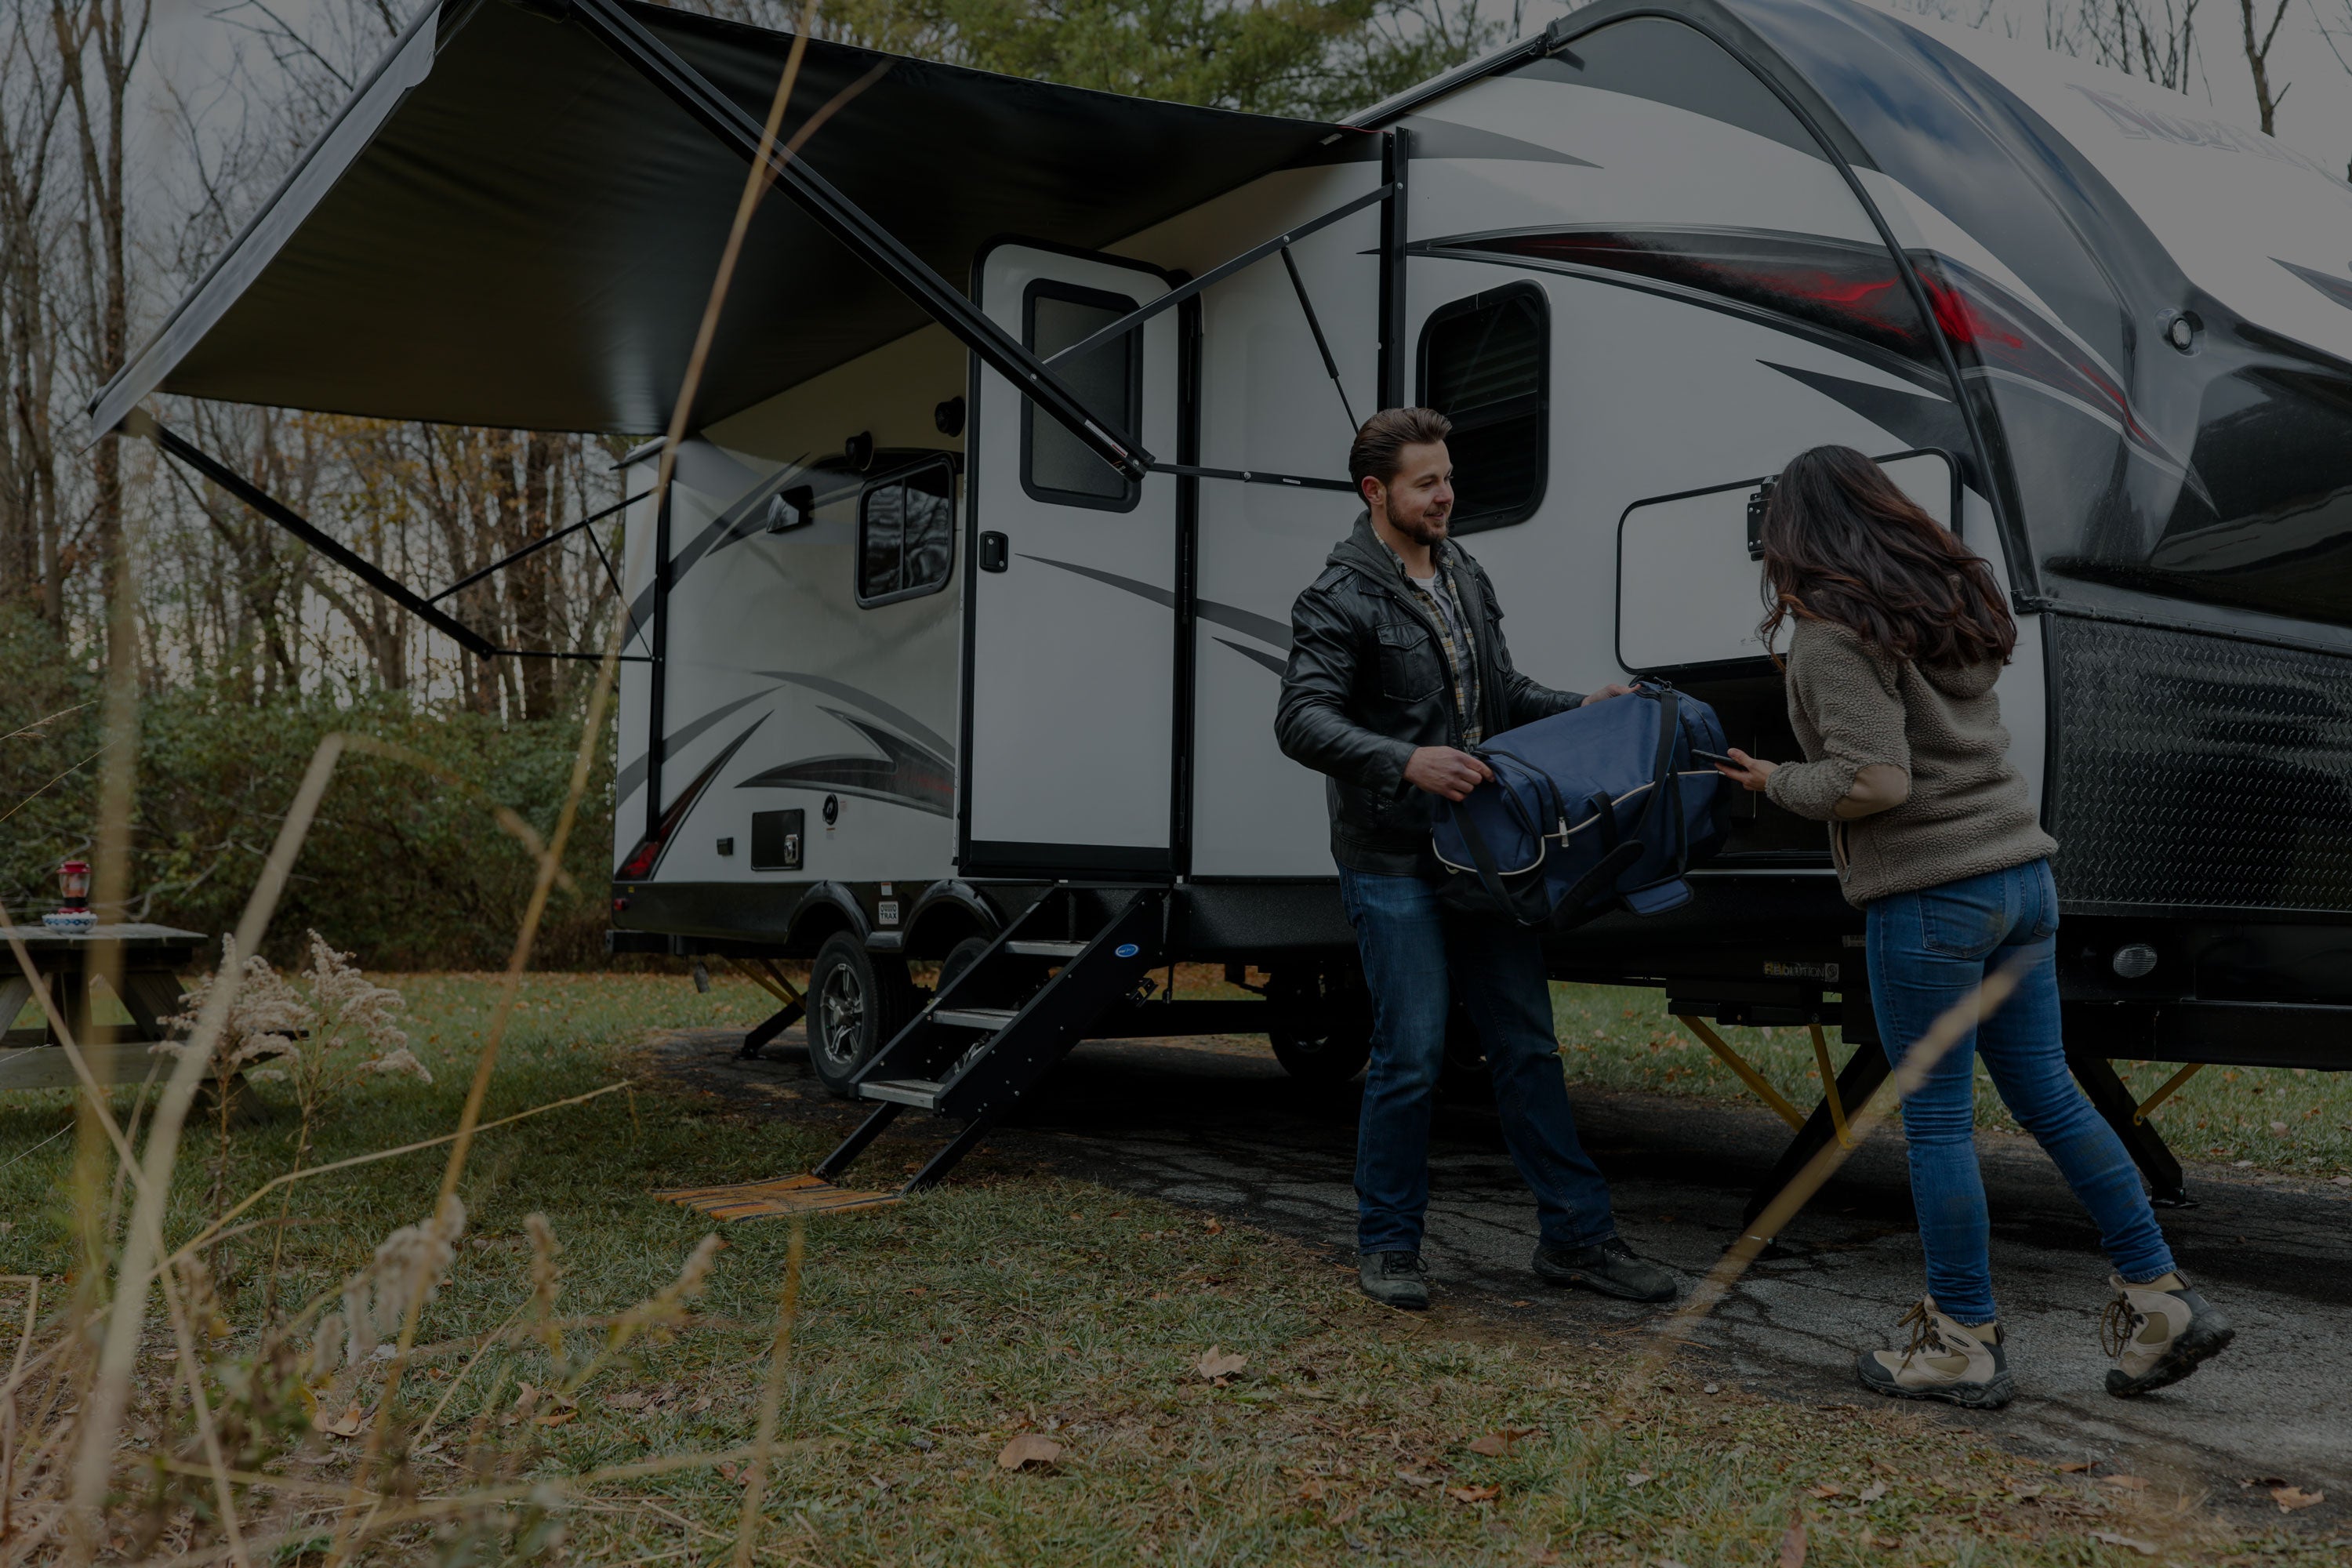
736;708;954;818
1431;225;2190;476
1021;552;1294;671
615;717;768;880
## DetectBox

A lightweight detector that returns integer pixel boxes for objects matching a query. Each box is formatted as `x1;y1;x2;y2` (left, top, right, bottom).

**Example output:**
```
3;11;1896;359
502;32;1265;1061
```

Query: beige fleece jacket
1766;619;2056;907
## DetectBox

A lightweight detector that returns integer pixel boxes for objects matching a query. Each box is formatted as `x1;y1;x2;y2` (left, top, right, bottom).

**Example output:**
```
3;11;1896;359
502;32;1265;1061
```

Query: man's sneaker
1359;1250;1431;1310
1530;1238;1679;1302
1856;1298;2013;1409
2102;1271;2234;1397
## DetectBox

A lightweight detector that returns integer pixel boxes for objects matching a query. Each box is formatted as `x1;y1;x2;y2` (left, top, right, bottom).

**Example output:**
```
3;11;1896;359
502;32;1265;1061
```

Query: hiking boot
1856;1298;2013;1409
1359;1250;1431;1310
2103;1271;2234;1397
1530;1237;1679;1303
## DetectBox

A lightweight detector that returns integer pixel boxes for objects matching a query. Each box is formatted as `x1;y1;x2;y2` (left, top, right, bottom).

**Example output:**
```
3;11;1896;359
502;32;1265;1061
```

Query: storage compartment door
1617;448;1956;676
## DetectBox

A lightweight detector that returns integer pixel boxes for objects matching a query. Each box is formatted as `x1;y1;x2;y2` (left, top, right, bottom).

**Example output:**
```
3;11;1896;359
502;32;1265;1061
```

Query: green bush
2;611;615;969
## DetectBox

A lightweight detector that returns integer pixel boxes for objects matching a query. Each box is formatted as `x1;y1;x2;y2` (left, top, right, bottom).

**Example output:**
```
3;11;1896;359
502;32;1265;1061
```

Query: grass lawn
0;971;2338;1564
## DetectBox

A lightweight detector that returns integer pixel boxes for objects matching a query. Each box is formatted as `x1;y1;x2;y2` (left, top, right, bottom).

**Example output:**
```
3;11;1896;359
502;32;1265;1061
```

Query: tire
935;935;993;998
807;932;915;1098
1265;965;1374;1084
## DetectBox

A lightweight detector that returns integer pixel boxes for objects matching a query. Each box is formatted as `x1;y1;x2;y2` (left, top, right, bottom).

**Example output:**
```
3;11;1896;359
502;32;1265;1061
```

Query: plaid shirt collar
1377;534;1483;745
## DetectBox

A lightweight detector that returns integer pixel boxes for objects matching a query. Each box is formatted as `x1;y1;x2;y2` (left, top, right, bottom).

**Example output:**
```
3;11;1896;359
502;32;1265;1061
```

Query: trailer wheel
807;933;913;1098
1265;966;1374;1084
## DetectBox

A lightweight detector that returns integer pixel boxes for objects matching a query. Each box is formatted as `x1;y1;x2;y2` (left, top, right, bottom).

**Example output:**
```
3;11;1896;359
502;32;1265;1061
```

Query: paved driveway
645;1024;2350;1523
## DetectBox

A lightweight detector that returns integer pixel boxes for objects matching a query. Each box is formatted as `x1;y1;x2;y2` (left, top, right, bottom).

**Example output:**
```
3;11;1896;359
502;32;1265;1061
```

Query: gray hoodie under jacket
1765;618;2056;909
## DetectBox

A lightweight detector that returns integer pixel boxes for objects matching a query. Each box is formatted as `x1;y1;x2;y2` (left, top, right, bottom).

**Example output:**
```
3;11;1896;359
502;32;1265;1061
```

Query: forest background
4;0;2348;967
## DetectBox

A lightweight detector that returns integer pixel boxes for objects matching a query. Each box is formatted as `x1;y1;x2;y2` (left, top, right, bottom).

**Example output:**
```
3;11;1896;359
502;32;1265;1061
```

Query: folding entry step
663;887;1171;1218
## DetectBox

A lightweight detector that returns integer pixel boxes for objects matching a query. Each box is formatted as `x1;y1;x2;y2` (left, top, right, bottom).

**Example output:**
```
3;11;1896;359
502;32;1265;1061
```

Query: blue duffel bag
1432;683;1733;927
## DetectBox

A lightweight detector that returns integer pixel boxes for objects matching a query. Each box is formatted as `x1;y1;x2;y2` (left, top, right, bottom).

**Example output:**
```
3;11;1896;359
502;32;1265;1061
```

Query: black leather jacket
1275;514;1582;875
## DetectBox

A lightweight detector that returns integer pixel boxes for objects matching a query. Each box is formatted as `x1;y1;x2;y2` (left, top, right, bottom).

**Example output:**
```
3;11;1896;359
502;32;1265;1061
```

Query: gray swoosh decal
737;709;954;817
1214;637;1287;675
1197;597;1291;650
1018;553;1174;608
1022;556;1294;656
750;670;955;763
616;686;779;801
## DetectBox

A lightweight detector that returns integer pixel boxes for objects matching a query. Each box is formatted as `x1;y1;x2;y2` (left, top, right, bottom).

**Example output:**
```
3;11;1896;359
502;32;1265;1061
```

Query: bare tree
2235;0;2293;131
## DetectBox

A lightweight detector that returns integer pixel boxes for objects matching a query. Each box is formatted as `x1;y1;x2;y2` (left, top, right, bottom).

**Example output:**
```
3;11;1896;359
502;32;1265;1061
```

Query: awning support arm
1146;461;1352;493
428;489;648;604
1280;245;1358;432
1043;182;1395;372
125;410;499;659
564;0;1152;480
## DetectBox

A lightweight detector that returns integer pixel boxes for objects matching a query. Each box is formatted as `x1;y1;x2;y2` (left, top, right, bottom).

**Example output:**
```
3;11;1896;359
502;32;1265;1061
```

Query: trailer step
799;886;1172;1201
858;1078;943;1109
932;1007;1019;1029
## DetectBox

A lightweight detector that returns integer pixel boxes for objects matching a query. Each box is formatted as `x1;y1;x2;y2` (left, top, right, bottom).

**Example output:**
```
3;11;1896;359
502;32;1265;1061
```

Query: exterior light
2111;942;2159;979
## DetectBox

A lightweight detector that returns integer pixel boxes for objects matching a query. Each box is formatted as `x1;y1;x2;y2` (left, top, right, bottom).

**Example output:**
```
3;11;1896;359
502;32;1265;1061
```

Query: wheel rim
818;964;866;1069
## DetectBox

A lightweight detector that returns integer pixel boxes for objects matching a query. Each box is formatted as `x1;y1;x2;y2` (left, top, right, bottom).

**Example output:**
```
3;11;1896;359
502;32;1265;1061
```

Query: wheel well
786;896;859;959
903;890;996;958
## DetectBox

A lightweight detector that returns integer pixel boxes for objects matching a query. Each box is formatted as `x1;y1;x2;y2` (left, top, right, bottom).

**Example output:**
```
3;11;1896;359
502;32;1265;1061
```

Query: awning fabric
91;0;1361;437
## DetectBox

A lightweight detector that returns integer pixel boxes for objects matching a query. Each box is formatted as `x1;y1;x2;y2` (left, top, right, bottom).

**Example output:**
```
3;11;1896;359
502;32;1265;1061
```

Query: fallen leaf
1196;1346;1247;1381
1203;1217;1225;1236
512;1383;539;1417
605;1391;650;1410
716;1461;740;1483
2332;1174;2350;1186
1701;1382;1720;1395
317;1404;365;1439
1806;1483;1842;1500
532;1410;577;1428
2271;1486;2325;1512
691;1394;713;1413
1395;1468;1443;1488
2101;1474;2149;1491
2089;1530;2158;1556
997;1434;1063;1471
1778;1506;1808;1568
1869;1536;1900;1552
2270;1120;2289;1134
1624;1472;1653;1489
1858;1482;1888;1503
1468;1428;1537;1457
2005;1479;2045;1500
2055;1461;2095;1473
1294;1476;1329;1502
1447;1484;1501;1504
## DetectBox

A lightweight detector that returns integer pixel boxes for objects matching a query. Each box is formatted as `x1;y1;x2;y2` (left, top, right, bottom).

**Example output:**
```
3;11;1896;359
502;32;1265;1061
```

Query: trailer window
1418;282;1549;533
1021;280;1142;511
858;459;956;606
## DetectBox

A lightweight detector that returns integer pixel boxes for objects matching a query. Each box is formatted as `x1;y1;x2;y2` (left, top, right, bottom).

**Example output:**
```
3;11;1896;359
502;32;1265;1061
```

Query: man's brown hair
1348;407;1452;491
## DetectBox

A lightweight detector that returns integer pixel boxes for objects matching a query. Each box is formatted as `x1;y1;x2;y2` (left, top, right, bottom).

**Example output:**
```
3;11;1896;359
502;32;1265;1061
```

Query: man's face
1367;441;1455;545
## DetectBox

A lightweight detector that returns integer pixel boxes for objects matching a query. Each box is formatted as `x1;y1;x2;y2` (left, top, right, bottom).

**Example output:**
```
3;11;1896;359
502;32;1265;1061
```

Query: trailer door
960;244;1182;877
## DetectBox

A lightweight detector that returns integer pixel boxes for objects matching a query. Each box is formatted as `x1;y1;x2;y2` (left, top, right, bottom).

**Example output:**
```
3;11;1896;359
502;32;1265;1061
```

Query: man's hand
1403;746;1494;801
1719;746;1778;793
1580;683;1636;706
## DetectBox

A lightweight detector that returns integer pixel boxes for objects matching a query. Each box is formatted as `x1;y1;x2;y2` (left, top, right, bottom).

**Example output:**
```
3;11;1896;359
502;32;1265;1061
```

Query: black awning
91;0;1363;437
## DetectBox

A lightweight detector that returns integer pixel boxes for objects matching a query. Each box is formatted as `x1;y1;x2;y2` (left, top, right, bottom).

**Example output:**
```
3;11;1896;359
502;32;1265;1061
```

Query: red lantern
56;860;90;910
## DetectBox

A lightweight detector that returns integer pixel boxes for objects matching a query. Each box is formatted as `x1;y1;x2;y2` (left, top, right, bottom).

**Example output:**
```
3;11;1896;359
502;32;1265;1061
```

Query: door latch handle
979;532;1009;572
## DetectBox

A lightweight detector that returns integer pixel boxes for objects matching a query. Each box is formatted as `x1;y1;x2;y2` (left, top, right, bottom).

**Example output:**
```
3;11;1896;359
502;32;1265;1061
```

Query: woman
1716;445;2232;1410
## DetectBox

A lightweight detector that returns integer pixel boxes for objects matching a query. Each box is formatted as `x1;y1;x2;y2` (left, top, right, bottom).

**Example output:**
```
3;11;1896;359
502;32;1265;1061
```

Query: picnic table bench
0;924;208;1091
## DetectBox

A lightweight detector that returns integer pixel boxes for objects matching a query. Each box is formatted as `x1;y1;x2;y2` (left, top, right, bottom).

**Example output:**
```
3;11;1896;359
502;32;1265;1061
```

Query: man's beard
1392;506;1451;546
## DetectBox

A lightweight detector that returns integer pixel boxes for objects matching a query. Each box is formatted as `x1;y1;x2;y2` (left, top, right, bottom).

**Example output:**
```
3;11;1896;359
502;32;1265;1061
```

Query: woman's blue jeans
1338;866;1618;1256
1867;858;2175;1323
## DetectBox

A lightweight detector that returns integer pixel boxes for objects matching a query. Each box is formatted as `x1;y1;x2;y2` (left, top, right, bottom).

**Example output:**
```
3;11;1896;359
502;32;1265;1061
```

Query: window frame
854;456;959;608
1018;278;1145;514
1415;280;1552;535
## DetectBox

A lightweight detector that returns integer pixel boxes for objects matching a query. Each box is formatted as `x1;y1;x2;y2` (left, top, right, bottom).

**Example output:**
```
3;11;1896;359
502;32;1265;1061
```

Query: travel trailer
94;0;2352;1206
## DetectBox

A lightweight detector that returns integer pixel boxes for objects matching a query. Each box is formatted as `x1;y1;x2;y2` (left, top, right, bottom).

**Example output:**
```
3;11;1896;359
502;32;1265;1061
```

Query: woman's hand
1580;683;1636;706
1719;746;1777;793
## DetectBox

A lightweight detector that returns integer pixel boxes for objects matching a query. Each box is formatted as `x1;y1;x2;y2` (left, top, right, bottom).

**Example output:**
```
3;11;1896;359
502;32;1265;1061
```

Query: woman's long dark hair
1756;445;2015;667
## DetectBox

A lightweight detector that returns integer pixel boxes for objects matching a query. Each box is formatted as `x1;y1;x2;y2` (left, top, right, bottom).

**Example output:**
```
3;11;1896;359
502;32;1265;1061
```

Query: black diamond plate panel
2049;616;2352;911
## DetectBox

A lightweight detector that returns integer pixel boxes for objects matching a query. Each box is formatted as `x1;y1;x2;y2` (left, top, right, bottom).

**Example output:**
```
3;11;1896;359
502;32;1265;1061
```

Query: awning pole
1040;182;1395;372
427;488;648;604
564;0;1153;480
1280;245;1358;432
125;410;499;659
1376;126;1410;409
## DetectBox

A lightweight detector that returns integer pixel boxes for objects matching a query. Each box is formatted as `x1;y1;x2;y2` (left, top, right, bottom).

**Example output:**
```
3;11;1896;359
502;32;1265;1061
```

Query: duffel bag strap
1447;800;1556;926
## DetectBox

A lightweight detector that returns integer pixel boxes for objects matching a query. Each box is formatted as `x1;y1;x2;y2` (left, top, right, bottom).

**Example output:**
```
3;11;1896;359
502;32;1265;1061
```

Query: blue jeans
1338;867;1617;1255
1867;859;2175;1323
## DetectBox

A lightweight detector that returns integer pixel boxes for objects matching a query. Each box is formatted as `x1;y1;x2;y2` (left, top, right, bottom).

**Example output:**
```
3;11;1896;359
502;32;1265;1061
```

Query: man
1274;407;1678;1310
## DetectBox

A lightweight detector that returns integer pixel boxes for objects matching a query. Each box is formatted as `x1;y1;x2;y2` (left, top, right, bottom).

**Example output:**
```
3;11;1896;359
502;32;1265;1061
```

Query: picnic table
0;924;209;1091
